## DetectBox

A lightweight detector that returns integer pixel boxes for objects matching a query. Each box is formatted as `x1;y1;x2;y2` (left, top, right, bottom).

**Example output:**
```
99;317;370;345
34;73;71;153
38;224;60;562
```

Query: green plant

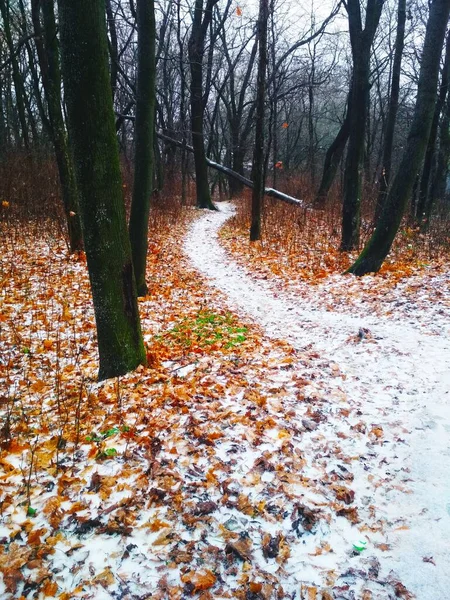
96;448;118;460
155;310;248;350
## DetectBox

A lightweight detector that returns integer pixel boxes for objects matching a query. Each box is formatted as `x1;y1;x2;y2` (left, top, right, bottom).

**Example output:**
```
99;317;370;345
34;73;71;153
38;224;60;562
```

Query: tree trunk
31;0;83;252
416;29;450;226
128;0;156;297
347;0;450;275
429;66;450;214
375;0;406;219
105;0;119;101
341;0;384;251
250;0;269;241
57;0;146;380
314;89;352;207
188;0;218;210
229;122;245;195
0;0;30;149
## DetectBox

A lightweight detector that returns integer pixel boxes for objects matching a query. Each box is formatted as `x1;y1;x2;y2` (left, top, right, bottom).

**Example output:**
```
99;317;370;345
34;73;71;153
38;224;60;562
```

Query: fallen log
156;131;304;207
114;115;305;207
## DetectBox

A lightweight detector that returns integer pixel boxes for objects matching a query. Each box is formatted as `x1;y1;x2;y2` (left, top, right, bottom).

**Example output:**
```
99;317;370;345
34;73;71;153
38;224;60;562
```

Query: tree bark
347;0;450;275
57;0;146;380
250;0;269;241
128;0;156;297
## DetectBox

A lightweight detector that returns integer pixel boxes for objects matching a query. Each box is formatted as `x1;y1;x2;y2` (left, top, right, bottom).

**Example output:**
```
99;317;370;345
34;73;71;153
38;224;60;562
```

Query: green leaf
102;427;120;438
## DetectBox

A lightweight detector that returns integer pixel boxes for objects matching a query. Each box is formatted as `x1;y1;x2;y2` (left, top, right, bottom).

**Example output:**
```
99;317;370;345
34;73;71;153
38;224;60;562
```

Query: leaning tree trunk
31;0;83;252
188;0;218;210
341;0;384;251
250;0;269;241
57;0;146;380
128;0;156;297
375;0;406;220
347;0;450;275
314;89;352;208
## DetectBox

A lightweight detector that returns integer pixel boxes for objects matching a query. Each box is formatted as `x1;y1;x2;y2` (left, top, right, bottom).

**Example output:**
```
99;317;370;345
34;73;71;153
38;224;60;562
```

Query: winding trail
184;203;450;599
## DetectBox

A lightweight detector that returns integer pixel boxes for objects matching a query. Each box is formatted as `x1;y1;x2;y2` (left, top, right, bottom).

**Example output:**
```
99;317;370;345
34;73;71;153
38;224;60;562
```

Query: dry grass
222;173;450;283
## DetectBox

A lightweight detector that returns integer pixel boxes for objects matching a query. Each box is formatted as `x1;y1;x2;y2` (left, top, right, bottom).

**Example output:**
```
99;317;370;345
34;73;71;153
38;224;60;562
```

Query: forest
0;0;450;598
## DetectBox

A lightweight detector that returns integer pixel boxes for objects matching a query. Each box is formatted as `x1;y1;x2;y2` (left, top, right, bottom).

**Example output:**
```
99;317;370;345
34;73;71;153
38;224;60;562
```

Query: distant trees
348;0;450;275
31;0;83;252
375;0;406;220
1;0;450;351
57;0;146;379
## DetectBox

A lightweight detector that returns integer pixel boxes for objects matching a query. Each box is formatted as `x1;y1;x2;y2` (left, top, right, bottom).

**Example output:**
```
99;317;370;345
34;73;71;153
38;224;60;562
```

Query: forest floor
0;202;450;600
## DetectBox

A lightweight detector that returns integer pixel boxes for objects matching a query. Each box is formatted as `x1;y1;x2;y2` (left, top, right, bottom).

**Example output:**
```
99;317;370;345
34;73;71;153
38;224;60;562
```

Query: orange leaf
181;570;216;592
42;580;58;597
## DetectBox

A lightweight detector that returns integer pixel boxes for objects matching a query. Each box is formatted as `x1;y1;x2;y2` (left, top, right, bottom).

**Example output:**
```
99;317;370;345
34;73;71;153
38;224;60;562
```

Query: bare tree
348;0;450;275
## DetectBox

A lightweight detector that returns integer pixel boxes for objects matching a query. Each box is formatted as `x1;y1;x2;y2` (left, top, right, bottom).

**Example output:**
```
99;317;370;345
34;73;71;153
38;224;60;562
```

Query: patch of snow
184;202;450;599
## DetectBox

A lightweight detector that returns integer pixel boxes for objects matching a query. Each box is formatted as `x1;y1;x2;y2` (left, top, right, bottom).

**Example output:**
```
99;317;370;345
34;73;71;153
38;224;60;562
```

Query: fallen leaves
225;533;253;562
181;569;216;594
0;208;418;600
332;484;355;504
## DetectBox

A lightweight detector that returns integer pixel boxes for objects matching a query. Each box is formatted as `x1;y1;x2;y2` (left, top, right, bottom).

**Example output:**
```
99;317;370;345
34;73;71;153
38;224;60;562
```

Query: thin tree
57;0;146;380
188;0;219;210
129;0;157;296
341;0;384;251
250;0;269;241
31;0;83;252
314;88;352;207
375;0;406;219
0;0;30;148
416;29;450;226
428;56;450;214
347;0;450;275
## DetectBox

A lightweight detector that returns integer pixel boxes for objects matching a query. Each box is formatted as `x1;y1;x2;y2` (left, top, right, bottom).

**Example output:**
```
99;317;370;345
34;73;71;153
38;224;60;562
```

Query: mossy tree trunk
347;0;450;275
31;0;83;252
341;0;384;251
128;0;156;297
188;0;219;210
57;0;146;380
250;0;269;241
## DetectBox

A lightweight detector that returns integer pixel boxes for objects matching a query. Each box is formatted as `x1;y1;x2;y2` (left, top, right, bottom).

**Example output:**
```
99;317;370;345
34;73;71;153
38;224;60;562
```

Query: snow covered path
184;203;450;599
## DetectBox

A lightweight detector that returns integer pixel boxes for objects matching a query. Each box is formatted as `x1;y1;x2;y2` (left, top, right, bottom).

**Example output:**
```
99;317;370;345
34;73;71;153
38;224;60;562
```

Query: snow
184;202;450;599
1;206;449;599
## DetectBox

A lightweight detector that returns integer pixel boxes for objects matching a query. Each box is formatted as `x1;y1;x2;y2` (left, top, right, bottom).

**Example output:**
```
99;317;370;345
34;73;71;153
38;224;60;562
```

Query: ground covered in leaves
1;204;449;599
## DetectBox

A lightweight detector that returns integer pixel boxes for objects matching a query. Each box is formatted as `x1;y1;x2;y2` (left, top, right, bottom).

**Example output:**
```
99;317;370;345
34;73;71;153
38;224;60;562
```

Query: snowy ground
184;203;450;600
1;205;449;599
